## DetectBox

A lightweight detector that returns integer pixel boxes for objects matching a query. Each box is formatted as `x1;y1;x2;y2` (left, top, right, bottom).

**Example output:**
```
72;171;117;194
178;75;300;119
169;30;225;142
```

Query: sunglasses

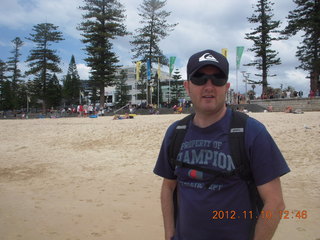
189;72;227;86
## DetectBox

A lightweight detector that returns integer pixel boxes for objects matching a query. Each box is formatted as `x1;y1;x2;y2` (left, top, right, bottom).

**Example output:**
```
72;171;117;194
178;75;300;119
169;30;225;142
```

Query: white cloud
284;69;309;91
0;0;83;38
0;40;10;47
77;63;90;80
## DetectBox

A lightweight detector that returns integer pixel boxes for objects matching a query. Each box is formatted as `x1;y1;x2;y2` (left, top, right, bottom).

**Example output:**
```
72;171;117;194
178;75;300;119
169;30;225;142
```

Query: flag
147;58;151;81
27;96;31;102
157;58;161;80
169;56;176;76
236;46;245;69
136;61;141;81
221;48;228;58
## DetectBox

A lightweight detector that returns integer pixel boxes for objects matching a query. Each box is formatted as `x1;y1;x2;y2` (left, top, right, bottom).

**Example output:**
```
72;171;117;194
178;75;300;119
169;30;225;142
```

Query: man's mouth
202;95;215;99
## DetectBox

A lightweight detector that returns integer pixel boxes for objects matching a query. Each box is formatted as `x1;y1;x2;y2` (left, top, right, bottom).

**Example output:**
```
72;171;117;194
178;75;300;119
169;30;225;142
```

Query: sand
0;112;319;240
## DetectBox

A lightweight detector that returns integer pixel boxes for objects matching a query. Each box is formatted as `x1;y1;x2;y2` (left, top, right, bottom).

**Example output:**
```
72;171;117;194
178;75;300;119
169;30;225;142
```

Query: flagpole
236;46;245;105
147;58;151;106
169;56;176;107
236;68;239;96
157;58;160;108
157;78;160;108
169;78;171;105
26;95;29;119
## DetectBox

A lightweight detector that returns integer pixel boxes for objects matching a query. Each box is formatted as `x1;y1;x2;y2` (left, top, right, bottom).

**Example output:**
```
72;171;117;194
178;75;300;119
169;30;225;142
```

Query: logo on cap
199;53;219;63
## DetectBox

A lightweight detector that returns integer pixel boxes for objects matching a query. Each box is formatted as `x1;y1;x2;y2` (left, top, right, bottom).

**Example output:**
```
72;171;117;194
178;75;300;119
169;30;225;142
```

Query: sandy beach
0;112;319;240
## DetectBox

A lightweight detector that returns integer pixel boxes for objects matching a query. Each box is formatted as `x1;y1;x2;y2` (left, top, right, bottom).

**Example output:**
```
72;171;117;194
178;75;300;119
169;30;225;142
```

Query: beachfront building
81;66;190;108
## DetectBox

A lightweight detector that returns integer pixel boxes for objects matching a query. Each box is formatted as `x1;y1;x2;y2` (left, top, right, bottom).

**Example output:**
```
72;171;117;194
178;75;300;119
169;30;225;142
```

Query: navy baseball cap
187;49;229;80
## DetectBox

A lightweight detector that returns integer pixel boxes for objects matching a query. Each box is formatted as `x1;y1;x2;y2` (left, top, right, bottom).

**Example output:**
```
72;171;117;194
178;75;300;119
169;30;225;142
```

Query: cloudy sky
0;0;309;96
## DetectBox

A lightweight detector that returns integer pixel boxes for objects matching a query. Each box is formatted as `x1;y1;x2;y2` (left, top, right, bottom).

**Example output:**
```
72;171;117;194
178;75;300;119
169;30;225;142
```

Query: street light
241;71;250;102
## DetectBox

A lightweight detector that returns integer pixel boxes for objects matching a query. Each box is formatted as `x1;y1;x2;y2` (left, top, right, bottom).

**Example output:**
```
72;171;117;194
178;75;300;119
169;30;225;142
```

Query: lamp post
241;71;250;103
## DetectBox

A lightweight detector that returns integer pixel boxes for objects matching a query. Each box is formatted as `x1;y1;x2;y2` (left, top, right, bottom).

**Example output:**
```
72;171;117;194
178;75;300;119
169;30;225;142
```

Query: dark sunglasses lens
213;76;227;86
190;76;207;85
190;74;227;86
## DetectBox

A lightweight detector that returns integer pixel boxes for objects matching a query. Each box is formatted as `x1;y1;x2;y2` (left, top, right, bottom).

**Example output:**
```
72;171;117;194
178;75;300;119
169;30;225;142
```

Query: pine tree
47;74;62;108
0;60;7;82
78;0;128;108
171;69;183;105
245;0;285;94
152;68;163;106
136;63;147;104
115;69;130;107
7;37;24;109
131;0;178;66
0;59;11;111
283;0;320;93
25;23;64;113
63;55;82;105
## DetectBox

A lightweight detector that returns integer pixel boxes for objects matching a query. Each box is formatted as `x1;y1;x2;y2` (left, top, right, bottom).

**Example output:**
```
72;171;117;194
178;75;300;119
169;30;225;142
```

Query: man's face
184;66;230;115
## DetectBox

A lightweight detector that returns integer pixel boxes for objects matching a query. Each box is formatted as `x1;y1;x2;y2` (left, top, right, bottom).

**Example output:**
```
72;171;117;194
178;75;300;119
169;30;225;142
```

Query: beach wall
252;97;320;112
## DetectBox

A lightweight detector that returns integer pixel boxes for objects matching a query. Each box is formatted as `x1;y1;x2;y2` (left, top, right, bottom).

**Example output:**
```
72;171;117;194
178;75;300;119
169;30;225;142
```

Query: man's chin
197;103;226;115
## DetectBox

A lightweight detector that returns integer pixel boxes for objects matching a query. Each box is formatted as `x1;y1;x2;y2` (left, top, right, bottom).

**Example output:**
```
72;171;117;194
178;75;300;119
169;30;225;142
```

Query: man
153;49;290;240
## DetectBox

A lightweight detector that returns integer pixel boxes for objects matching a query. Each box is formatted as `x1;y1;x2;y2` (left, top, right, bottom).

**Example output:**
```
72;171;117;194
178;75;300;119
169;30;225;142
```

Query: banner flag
169;56;176;76
147;58;151;81
136;61;141;81
157;58;161;80
221;48;228;58
236;46;245;69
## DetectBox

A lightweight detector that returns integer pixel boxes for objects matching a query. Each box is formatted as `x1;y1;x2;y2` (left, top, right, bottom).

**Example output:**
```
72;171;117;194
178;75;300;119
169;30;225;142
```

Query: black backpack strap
229;110;263;209
168;114;194;227
229;110;263;239
229;110;251;178
168;114;194;168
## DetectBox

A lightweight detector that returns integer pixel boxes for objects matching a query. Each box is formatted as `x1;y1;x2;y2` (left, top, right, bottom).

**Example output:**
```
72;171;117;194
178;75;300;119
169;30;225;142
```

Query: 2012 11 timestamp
212;210;268;220
212;210;308;220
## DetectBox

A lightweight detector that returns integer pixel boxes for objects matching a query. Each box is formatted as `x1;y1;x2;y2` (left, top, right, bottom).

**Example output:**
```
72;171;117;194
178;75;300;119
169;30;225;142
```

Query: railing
113;104;129;114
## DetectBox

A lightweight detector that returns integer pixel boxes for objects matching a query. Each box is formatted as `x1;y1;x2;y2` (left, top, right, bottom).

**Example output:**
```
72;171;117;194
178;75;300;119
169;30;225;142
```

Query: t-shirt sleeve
246;118;290;186
153;122;178;180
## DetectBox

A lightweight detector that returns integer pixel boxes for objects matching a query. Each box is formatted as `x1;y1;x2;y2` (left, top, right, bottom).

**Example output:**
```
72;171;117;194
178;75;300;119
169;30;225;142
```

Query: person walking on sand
153;49;290;240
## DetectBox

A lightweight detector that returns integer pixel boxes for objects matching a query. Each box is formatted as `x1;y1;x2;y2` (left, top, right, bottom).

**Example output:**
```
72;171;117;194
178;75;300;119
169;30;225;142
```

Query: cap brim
189;63;228;80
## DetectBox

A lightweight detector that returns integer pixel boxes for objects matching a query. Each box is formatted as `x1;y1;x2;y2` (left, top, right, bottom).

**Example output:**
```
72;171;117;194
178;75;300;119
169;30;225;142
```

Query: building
82;65;190;108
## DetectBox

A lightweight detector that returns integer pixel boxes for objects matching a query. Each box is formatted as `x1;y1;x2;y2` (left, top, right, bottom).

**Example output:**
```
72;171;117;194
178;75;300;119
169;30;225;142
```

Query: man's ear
184;81;191;95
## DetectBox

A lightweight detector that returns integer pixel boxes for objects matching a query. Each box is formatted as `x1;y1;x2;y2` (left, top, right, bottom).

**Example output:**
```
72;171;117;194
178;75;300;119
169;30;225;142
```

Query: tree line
0;0;319;113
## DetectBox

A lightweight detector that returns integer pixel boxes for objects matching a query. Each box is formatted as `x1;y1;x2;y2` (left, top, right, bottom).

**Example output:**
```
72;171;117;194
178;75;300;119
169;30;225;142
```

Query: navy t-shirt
153;109;290;240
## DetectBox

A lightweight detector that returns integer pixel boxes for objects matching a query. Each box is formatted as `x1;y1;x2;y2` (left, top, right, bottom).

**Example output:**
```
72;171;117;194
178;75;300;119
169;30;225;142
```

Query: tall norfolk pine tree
283;0;320;93
131;0;178;66
25;23;64;113
7;37;24;109
63;55;82;105
245;0;285;94
115;69;130;107
78;0;128;108
0;59;11;111
7;38;24;88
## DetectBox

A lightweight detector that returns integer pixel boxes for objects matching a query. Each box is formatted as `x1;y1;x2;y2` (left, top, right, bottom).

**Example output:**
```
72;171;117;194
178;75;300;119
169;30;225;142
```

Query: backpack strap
169;113;194;169
168;114;194;226
229;110;263;210
229;110;263;239
228;110;251;179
